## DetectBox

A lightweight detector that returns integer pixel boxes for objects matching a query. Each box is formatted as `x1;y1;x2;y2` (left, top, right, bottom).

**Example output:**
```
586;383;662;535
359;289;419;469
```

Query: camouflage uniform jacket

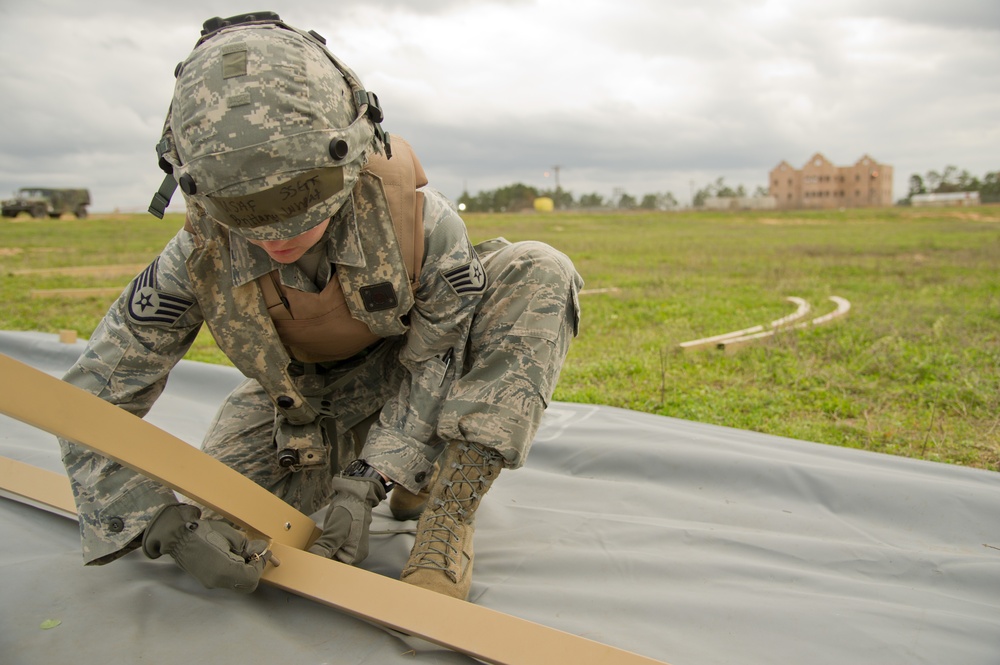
60;186;486;565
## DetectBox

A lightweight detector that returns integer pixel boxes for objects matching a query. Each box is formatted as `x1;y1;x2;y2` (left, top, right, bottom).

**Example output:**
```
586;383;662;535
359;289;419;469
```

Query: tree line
455;165;999;213
690;178;768;207
456;177;765;213
456;184;678;213
904;166;1000;203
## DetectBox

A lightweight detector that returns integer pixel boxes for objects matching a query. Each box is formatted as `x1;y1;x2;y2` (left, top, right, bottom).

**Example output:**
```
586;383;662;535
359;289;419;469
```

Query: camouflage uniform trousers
200;239;581;517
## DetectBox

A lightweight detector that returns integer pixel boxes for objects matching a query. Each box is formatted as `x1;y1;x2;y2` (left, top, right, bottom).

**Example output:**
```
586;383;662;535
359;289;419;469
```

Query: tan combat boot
389;462;439;521
400;441;503;600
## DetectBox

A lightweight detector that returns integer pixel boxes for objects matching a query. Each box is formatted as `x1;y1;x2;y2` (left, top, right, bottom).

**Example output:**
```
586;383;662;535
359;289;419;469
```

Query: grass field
2;205;998;471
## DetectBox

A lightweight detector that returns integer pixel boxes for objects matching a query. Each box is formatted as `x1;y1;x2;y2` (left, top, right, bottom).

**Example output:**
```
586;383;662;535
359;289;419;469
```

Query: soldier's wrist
343;459;394;493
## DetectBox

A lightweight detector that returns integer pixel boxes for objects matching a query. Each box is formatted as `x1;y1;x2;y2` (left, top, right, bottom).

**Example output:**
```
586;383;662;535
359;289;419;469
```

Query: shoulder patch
442;255;487;296
127;259;194;326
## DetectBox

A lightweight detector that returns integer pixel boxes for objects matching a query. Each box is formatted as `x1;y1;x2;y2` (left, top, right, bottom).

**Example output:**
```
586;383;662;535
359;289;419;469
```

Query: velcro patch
360;282;398;312
442;256;487;296
126;259;194;326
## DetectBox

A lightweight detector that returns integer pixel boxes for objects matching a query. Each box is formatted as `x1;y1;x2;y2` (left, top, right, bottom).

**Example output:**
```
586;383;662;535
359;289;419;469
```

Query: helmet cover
168;23;376;240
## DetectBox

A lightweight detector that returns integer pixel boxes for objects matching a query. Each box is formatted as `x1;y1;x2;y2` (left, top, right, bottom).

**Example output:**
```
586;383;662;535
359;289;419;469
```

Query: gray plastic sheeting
1;330;998;665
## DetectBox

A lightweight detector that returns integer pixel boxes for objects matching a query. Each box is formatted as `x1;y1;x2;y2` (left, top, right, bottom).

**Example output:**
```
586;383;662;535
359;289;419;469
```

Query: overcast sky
1;0;997;212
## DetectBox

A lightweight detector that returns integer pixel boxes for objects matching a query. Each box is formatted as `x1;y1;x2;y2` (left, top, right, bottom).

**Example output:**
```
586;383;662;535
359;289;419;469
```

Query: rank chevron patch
442;255;487;296
126;259;194;326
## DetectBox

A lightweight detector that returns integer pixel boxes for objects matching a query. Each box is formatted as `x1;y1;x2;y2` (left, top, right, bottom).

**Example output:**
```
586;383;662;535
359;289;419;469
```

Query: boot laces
409;443;500;577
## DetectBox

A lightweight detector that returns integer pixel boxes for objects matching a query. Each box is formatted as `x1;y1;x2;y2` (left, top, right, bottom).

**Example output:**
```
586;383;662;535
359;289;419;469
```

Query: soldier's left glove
308;476;386;565
142;503;269;593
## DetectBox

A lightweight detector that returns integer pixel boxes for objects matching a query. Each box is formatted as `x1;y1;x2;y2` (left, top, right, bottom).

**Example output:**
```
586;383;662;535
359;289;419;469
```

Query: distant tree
617;192;637;209
936;166;960;192
692;177;750;207
466;190;495;212
639;192;678;210
925;165;963;193
908;175;926;198
457;190;474;211
538;187;574;210
753;185;768;198
984;171;999;190
925;170;941;192
941;165;960;192
459;183;539;212
981;171;1000;203
713;177;742;198
957;169;981;192
493;183;539;211
692;187;709;208
578;192;604;208
905;167;998;203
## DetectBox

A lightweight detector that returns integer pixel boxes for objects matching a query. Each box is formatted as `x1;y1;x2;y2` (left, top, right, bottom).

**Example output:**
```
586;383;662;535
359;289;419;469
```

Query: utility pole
551;165;562;190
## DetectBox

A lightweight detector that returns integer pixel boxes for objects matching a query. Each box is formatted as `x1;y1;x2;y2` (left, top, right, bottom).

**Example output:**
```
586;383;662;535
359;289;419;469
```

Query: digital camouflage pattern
60;186;582;564
183;141;423;432
58;17;581;567
163;22;382;241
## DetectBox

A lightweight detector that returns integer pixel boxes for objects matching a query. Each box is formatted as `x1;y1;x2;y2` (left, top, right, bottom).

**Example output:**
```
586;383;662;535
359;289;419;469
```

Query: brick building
769;153;893;210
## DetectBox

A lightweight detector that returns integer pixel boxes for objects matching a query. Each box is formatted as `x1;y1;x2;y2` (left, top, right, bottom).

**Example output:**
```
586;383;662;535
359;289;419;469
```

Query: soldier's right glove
142;503;268;593
308;475;386;565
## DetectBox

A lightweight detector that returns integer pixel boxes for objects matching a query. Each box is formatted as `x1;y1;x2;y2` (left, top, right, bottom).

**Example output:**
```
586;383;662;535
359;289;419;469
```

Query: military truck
1;187;91;219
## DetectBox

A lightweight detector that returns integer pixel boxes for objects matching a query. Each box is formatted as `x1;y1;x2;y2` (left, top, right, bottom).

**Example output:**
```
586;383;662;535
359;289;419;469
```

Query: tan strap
0;353;668;665
363;135;427;285
0;456;75;515
0;354;318;546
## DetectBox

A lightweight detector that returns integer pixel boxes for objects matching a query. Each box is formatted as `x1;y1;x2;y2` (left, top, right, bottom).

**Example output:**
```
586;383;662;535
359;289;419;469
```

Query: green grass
2;206;998;471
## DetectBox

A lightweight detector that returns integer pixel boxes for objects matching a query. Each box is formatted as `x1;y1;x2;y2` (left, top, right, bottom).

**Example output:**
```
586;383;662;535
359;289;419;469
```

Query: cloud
0;0;997;211
825;0;1000;31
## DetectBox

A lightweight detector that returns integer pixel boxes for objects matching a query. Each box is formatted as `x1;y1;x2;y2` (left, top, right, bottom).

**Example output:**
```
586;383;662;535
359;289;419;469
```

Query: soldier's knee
504;241;579;285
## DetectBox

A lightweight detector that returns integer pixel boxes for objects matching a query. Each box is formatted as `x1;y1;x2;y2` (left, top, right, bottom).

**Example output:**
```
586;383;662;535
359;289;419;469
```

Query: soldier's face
247;218;331;263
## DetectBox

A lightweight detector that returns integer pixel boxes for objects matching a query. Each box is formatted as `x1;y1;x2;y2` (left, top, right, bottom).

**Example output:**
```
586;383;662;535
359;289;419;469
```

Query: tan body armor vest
184;137;427;425
259;139;427;363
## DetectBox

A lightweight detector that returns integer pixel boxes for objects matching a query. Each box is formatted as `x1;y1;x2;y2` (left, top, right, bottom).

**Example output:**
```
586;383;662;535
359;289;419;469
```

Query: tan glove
308;476;386;565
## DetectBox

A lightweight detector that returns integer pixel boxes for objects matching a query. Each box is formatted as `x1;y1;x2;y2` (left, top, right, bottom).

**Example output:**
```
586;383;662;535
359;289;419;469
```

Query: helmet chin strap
148;173;178;220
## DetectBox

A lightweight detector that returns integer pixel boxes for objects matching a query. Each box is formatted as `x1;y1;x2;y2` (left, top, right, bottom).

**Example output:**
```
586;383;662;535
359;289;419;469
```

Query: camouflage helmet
155;15;389;240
